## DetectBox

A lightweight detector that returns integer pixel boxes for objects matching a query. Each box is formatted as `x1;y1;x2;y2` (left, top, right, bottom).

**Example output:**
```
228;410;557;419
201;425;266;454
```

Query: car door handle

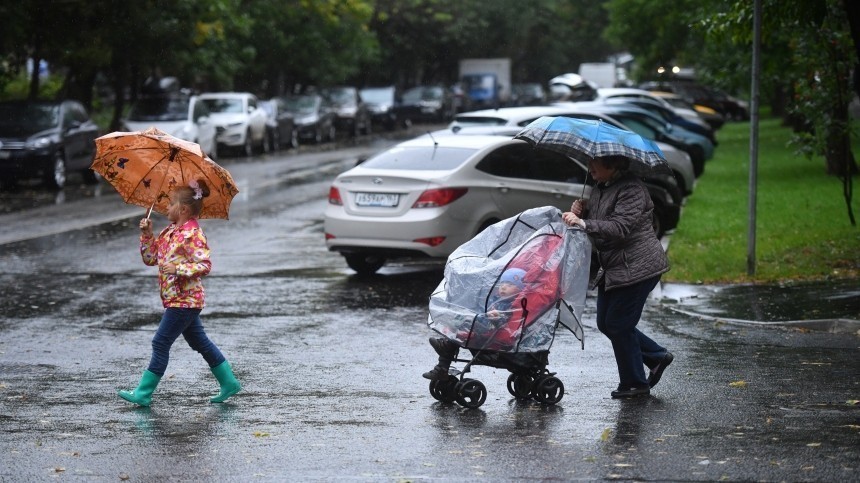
496;185;510;193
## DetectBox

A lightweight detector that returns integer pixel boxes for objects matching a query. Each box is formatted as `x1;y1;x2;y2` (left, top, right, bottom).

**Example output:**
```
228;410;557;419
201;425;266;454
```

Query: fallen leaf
253;431;270;437
600;428;612;441
847;400;859;406
729;380;747;388
119;474;130;481
806;442;821;447
54;468;65;473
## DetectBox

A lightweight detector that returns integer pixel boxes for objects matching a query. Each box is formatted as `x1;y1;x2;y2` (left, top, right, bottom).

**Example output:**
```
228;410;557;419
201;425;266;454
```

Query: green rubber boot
118;370;161;407
210;361;241;403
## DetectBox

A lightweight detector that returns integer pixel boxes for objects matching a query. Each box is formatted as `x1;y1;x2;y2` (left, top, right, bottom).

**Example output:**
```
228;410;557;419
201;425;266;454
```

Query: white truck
578;62;619;88
458;58;511;109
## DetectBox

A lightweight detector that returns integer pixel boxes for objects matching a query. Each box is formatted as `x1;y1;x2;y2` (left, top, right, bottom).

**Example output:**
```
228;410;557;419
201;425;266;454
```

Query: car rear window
361;146;476;170
452;116;506;126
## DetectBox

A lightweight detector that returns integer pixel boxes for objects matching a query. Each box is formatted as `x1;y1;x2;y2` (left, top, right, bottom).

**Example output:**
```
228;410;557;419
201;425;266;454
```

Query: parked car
320;86;372;137
448;105;695;196
510;83;548;106
360;86;410;131
601;96;718;147
433;125;682;237
324;133;591;274
594;88;713;136
0;99;99;189
123;94;218;159
400;85;456;123
647;90;725;130
198;92;268;156
564;101;715;176
640;81;749;121
261;98;298;150
279;94;337;144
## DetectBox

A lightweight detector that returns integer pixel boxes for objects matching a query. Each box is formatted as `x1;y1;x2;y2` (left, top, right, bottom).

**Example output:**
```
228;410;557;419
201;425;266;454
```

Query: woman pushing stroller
563;155;674;399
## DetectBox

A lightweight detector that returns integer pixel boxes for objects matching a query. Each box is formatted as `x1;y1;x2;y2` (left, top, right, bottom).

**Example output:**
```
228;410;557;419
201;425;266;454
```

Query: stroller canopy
428;206;592;353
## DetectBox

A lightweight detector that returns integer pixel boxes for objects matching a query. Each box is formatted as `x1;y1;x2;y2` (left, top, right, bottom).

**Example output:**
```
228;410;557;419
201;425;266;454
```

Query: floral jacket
140;218;212;308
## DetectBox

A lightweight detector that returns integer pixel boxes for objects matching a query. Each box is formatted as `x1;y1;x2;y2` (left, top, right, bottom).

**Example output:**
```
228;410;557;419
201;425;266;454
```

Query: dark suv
320;86;372;137
0;100;100;189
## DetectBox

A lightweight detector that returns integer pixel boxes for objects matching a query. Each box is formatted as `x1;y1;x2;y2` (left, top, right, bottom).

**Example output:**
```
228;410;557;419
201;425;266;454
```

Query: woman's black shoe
648;352;674;388
611;385;650;399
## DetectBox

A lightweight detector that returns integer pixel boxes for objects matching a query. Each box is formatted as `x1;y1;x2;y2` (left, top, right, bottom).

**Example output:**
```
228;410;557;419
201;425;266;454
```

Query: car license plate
355;192;399;207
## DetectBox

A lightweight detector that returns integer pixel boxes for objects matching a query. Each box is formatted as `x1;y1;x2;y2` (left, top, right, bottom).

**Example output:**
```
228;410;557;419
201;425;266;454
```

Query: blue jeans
596;275;667;388
147;308;226;377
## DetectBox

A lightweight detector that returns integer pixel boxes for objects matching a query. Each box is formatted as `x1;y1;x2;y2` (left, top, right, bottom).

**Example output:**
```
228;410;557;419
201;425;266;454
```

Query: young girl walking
118;179;241;406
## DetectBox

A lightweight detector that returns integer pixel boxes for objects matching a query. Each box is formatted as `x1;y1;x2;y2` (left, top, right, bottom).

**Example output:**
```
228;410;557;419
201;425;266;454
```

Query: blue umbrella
514;116;671;177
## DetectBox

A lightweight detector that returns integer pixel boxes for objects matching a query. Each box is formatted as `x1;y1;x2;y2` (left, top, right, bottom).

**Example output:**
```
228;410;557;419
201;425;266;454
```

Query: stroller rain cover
427;206;592;353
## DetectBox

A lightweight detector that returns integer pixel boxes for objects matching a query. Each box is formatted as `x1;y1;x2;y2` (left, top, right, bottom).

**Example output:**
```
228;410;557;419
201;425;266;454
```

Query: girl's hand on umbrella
160;264;176;275
139;218;153;236
571;199;586;216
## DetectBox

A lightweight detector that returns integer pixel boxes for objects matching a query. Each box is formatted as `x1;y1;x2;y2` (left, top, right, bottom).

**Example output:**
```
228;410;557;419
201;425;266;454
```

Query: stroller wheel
429;376;458;403
506;373;534;399
533;376;565;405
455;378;487;409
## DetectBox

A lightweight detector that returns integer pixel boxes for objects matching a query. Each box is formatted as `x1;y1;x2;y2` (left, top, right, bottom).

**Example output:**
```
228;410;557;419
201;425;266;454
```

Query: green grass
664;117;860;283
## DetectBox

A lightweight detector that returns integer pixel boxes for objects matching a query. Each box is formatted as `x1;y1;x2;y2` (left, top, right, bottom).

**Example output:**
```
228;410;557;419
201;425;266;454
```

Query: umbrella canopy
91;127;239;219
514;116;671;177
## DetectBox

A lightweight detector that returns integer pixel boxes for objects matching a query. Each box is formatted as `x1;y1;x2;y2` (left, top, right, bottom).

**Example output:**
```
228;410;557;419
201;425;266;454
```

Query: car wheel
80;168;99;185
651;200;666;238
44;151;67;190
242;131;254;157
344;254;385;275
269;128;280;151
261;130;272;154
476;219;500;236
208;141;218;161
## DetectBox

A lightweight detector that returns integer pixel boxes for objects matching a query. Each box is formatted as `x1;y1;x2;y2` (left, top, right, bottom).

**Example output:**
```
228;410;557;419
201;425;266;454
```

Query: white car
324;133;591;275
448;106;695;197
123;94;218;159
198;92;268;156
594;87;712;133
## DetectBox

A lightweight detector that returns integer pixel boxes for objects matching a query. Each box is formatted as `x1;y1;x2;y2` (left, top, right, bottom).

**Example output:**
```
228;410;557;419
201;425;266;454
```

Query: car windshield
201;98;244;113
282;95;318;114
361;146;476;171
322;88;355;105
127;97;190;121
402;87;442;103
0;103;60;131
360;88;394;104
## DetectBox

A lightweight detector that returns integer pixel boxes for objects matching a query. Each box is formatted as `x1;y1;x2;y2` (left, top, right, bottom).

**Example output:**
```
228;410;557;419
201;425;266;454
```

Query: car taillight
414;236;446;247
328;186;343;205
412;188;467;208
325;233;335;240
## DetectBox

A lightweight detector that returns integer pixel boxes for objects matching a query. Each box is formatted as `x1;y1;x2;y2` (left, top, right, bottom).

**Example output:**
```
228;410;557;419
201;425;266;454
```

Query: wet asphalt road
0;132;858;481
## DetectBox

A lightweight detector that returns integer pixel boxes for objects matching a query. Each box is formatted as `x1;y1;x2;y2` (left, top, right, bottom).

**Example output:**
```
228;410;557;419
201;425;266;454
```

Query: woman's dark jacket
581;173;669;291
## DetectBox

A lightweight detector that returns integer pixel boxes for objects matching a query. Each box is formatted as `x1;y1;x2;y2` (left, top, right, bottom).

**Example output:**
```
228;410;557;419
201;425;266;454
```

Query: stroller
426;206;591;408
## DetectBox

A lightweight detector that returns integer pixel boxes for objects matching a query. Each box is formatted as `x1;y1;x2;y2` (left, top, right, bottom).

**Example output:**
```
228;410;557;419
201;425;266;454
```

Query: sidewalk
654;279;860;334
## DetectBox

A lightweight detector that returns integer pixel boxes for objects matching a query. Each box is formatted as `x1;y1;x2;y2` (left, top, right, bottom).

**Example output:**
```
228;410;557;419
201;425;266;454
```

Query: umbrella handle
146;204;154;220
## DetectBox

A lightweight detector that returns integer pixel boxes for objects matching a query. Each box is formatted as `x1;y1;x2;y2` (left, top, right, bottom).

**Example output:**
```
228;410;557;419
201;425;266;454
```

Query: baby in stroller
422;206;591;408
422;267;527;380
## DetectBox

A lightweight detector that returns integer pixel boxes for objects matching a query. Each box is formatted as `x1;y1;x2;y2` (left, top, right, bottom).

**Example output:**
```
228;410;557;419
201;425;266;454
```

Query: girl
118;179;241;406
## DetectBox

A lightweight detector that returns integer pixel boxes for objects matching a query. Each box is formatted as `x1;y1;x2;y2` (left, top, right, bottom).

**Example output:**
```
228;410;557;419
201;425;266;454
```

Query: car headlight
226;122;244;129
26;135;57;150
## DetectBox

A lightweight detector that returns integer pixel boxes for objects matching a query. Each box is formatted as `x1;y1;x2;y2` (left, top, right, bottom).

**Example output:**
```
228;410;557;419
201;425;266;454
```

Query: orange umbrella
91;127;239;219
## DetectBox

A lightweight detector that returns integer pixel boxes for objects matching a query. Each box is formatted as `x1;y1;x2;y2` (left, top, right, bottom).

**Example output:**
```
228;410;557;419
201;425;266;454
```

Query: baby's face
498;282;520;297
